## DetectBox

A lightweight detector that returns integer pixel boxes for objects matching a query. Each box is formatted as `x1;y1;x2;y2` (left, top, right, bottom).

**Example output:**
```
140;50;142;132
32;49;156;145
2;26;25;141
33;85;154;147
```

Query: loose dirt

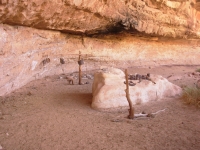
0;65;200;150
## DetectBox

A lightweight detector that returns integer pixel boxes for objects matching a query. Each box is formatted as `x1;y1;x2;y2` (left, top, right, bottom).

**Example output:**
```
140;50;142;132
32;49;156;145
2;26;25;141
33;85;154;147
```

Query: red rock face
0;0;200;38
0;1;200;96
0;24;200;96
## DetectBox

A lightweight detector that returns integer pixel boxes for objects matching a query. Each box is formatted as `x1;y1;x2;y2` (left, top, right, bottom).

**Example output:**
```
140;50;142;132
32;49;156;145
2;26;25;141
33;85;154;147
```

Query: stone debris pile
59;73;94;85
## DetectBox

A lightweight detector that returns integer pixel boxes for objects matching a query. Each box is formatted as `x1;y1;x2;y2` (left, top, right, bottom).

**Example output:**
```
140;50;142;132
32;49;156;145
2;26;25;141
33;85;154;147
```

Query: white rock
0;144;2;150
92;67;182;109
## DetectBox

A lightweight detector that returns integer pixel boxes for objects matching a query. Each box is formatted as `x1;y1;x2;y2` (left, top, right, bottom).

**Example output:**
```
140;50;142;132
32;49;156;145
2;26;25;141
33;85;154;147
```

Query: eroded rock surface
0;24;200;96
0;0;200;38
1;1;200;96
92;67;182;109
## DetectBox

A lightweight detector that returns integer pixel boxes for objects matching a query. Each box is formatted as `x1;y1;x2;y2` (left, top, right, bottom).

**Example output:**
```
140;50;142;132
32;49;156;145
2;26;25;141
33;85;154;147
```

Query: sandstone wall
0;24;200;96
0;0;200;38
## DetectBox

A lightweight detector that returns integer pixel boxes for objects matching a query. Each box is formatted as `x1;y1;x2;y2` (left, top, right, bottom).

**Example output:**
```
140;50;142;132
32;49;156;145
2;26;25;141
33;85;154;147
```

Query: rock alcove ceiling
0;0;200;37
0;0;200;96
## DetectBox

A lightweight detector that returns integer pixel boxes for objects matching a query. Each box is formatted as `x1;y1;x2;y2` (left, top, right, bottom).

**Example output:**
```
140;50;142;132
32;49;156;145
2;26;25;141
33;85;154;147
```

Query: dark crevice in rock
1;0;200;39
2;21;199;40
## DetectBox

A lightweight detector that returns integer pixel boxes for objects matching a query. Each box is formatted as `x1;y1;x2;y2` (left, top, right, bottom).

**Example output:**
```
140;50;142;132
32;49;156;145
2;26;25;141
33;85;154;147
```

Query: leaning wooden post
78;51;82;85
125;69;134;119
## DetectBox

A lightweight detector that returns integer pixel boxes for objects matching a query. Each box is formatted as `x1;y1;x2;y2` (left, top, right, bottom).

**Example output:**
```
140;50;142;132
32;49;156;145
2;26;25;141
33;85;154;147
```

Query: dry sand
0;65;200;150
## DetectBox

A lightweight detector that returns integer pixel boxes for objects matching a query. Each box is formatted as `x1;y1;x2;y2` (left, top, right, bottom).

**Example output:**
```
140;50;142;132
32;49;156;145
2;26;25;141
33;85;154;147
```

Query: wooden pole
125;69;134;119
79;51;82;85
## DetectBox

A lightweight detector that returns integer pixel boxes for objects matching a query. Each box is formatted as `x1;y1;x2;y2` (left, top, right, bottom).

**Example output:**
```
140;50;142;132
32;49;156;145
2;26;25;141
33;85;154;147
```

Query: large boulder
92;67;182;109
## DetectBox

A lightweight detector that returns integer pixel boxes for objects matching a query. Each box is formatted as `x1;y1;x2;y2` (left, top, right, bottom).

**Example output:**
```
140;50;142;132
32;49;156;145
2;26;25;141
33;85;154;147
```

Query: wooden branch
125;69;134;119
147;77;156;84
78;51;82;85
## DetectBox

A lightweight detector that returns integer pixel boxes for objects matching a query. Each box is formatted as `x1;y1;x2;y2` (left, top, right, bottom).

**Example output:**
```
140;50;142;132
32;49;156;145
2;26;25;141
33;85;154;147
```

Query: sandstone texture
0;0;200;38
92;67;182;109
0;23;200;96
0;0;200;96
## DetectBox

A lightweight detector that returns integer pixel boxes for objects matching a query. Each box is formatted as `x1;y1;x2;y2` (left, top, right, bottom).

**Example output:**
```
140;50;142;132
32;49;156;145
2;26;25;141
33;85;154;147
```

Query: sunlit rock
92;67;182;109
0;23;200;96
0;0;200;38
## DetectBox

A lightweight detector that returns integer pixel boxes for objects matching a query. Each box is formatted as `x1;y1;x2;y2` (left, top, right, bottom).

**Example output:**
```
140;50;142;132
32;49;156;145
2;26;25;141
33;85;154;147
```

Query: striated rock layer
0;24;200;96
0;0;200;38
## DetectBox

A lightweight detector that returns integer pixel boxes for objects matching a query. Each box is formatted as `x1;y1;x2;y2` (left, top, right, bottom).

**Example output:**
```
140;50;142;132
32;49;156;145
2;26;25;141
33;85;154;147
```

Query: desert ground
0;65;200;150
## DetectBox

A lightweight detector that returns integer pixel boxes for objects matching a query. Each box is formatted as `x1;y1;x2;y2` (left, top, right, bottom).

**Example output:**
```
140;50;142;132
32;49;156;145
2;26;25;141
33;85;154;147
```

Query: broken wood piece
134;108;166;119
151;108;166;115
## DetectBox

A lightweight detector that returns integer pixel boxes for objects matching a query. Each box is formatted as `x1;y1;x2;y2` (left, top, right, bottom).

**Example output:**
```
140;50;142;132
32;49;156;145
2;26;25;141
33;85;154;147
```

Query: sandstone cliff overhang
0;0;200;38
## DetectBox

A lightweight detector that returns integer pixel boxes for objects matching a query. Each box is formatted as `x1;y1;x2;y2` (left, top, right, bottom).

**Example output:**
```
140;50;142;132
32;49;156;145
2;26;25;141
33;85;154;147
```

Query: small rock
27;92;32;96
142;111;146;114
0;144;3;150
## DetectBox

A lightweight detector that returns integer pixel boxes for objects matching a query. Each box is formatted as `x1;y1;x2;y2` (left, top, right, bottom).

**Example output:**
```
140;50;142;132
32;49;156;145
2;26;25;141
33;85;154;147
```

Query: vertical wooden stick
79;51;82;85
125;69;134;119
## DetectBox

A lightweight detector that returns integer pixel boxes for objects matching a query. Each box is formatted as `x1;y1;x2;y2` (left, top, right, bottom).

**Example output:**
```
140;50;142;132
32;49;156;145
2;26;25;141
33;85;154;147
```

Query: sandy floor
0;65;200;150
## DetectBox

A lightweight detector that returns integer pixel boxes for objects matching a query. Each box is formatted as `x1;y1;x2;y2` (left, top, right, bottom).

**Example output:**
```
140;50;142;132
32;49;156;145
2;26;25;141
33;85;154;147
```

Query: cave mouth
72;28;200;46
59;21;200;44
4;16;200;43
